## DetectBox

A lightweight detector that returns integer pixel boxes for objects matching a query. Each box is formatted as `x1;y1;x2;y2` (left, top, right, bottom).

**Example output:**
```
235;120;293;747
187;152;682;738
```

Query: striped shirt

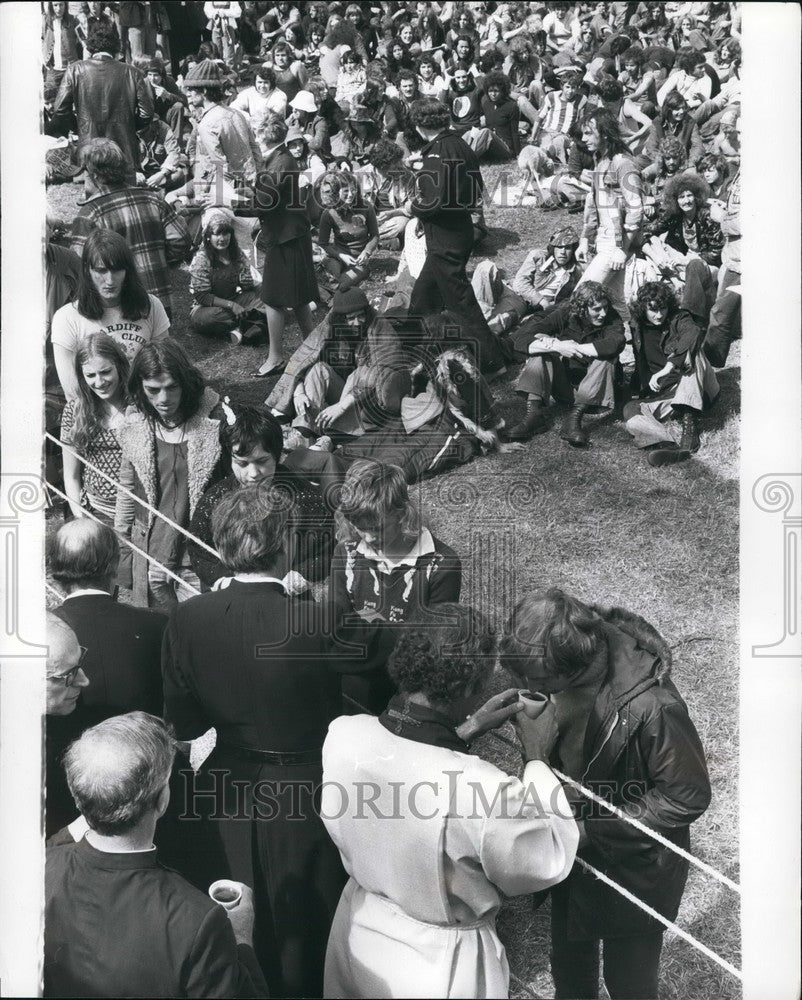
538;91;587;136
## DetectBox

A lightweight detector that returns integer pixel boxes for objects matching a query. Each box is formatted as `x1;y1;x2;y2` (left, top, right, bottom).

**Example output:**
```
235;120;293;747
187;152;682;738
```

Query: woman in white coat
321;604;579;999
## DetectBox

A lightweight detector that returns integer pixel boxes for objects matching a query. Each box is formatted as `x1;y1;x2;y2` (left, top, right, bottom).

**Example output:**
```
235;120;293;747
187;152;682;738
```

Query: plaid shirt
70;188;190;309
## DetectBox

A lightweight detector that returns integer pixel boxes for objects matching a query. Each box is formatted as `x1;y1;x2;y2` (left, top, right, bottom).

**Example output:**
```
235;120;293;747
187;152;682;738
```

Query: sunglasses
52;646;88;686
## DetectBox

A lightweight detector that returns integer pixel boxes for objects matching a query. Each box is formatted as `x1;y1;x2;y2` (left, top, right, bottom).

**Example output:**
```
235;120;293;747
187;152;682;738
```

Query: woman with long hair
189;209;266;345
115;340;224;609
60;334;130;522
316;171;380;290
638;91;705;170
52;230;170;400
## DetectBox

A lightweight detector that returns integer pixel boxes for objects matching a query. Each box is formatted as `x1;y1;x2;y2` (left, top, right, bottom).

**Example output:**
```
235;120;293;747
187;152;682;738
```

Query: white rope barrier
552;767;741;896
45;432;222;561
573;856;742;982
45;580;64;600
44;479;202;597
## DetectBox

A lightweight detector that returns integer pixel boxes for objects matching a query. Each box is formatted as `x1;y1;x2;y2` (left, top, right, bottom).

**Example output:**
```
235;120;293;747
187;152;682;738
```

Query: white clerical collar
233;573;286;586
356;527;435;571
63;588;112;599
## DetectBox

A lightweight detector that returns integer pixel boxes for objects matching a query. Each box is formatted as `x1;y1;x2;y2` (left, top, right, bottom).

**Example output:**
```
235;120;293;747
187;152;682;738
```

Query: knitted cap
550;226;580;248
331;287;370;315
183;58;226;88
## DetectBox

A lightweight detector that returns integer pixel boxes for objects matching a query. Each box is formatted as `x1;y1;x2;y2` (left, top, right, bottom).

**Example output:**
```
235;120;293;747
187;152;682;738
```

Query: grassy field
47;162;741;999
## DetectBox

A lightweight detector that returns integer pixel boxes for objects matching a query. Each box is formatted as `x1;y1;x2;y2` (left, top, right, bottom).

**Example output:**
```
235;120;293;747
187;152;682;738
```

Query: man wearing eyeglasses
46;613;91;840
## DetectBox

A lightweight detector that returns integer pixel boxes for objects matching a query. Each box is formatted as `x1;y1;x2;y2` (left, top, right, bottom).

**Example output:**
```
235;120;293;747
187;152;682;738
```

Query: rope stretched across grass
44;451;741;976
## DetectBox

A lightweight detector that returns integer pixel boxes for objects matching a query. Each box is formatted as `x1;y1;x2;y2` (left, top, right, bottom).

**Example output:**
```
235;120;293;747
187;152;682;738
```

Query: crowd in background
41;2;738;998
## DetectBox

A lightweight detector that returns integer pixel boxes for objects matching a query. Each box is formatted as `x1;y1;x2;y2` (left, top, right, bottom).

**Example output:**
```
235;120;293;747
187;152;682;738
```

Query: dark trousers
703;267;741;368
551;885;664;999
409;219;505;373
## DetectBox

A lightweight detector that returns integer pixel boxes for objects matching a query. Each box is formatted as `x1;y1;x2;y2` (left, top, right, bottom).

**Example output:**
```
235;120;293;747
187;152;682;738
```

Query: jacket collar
118;388;221;520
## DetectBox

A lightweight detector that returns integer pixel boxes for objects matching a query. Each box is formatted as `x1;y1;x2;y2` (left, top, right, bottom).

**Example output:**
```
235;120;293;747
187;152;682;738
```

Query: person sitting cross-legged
505;281;625;447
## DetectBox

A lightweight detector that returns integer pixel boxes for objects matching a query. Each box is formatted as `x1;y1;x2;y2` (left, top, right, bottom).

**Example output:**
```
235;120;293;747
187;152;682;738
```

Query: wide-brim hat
289;90;318;113
183;58;226;88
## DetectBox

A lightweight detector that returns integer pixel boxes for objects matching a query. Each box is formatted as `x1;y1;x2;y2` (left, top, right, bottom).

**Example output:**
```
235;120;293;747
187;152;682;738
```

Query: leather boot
560;405;589;447
505;399;548;441
646;443;691;467
680;411;701;453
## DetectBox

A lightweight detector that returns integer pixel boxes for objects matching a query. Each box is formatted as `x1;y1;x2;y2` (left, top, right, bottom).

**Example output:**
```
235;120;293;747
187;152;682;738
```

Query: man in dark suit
45;711;267;998
47;519;166;839
408;97;506;375
162;484;372;997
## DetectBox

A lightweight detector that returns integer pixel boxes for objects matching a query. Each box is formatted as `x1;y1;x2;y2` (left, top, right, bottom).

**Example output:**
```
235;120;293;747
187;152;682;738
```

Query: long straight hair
70;334;131;453
128;340;206;426
77;230;151;322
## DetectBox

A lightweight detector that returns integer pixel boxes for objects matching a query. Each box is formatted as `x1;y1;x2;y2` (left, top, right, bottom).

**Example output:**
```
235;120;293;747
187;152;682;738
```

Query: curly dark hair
218;403;283;464
387;604;496;705
410;96;450;131
85;19;120;56
677;49;706;74
661;170;711;215
695;150;728;181
482;70;511;100
370;137;406;171
623;44;645;68
596;74;624;103
568;281;611;326
630;280;678;325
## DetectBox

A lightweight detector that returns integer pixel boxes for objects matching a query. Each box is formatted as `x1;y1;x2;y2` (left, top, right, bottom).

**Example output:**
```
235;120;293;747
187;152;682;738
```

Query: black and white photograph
0;2;799;998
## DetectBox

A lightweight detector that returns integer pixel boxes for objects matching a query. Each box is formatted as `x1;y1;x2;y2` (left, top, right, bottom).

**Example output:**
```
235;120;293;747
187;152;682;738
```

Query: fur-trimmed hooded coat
556;605;712;940
114;388;224;606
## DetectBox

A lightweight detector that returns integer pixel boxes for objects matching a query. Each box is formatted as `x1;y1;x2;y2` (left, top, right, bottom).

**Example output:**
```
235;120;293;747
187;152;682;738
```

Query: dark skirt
261;234;319;308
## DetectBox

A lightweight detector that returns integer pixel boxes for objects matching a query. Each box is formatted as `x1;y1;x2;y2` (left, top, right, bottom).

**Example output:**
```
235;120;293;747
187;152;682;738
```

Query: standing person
331;460;462;713
44;613;91;840
44;713;268;998
252;117;318;378
322;605;579;999
182;57;262;205
42;1;82;106
115;340;224;610
60;334;130;522
69;138;190;316
52;229;171;401
576;108;643;326
205;1;243;67
46;19;154;181
162;485;369;997
500;589;712;1000
407;97;506;375
118;0;155;60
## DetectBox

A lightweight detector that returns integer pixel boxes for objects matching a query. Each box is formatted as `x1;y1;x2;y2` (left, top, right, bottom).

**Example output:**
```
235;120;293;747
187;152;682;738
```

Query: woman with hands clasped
321;604;578;999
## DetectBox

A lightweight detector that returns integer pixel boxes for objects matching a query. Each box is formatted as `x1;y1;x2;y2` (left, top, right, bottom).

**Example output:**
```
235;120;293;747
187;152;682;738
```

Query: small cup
518;690;549;719
209;879;243;910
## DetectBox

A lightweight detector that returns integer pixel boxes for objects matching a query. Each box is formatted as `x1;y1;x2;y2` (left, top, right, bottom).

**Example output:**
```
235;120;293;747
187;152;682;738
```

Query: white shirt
53;17;64;70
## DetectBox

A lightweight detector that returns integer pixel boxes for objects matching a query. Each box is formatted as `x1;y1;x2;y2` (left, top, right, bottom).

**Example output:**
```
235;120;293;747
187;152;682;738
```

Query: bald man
46;612;90;837
50;518;166;730
47;521;166;840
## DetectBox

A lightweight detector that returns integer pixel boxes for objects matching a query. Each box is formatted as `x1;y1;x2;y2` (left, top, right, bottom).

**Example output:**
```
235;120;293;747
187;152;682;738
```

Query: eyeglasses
51;646;88;687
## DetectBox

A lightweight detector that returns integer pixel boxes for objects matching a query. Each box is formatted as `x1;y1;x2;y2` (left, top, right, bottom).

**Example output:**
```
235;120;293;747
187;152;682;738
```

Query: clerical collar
379;694;469;753
63;588;112;600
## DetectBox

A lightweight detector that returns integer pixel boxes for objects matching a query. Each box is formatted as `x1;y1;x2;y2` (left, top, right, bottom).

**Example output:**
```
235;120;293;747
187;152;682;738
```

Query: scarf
379;694;469;753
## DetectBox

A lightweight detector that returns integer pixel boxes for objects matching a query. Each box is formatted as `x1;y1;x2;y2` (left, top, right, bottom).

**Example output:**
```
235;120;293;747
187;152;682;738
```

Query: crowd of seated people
41;3;739;998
